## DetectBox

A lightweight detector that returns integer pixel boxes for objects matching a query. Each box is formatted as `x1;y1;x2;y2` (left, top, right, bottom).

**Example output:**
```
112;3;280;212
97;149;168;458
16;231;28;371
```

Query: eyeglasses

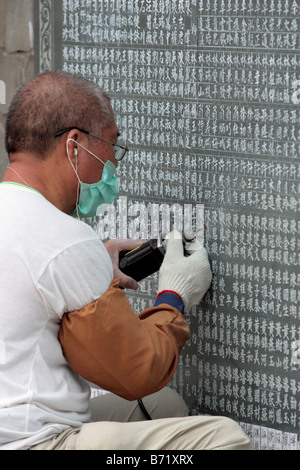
54;126;129;161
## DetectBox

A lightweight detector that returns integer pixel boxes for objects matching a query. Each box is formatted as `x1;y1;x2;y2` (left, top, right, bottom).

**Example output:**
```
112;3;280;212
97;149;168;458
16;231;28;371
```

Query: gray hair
5;71;114;159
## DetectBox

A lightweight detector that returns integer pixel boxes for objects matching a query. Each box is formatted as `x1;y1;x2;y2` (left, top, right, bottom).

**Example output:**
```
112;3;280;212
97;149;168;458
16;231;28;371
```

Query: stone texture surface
5;0;34;53
0;0;35;180
0;1;6;49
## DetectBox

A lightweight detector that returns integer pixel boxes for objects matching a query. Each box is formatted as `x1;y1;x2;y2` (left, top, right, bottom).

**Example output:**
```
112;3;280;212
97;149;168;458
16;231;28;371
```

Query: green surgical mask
67;138;118;218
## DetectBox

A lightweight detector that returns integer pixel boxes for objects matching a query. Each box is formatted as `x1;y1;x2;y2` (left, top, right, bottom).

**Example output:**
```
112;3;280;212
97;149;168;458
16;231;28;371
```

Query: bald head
5;71;114;160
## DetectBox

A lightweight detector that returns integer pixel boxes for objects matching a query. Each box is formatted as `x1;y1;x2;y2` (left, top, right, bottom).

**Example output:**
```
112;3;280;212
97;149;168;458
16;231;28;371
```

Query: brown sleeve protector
59;279;190;400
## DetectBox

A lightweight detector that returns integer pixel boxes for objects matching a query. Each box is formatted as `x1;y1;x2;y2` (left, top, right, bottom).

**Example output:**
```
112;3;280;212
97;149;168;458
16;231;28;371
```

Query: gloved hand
158;231;212;311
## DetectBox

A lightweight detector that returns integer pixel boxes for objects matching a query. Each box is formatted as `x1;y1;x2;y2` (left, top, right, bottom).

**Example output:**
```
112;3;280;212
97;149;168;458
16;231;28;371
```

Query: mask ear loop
67;138;81;218
74;149;80;218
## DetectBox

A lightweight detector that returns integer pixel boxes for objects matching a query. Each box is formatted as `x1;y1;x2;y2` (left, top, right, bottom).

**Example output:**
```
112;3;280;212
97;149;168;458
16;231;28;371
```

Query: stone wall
0;0;35;180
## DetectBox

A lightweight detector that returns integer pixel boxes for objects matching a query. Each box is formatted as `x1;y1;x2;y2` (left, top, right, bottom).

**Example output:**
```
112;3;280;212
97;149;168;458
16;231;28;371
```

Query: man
0;71;252;450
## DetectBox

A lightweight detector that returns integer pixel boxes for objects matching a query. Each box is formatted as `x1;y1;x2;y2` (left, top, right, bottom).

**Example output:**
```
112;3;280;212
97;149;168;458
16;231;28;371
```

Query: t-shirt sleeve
37;238;113;318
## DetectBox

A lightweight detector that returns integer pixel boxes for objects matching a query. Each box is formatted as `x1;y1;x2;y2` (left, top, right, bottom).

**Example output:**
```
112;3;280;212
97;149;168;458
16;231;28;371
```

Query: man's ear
65;138;77;164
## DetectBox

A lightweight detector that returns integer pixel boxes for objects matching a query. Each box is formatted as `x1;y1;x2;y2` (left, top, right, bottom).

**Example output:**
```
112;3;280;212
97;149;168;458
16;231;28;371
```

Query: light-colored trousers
31;387;252;450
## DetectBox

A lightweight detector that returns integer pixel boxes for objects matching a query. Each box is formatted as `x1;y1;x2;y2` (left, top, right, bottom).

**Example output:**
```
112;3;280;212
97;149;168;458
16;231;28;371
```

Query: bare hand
104;238;144;290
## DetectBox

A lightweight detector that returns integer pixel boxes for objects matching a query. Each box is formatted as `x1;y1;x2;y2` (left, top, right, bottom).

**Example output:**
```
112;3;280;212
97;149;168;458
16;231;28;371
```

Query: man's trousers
31;387;252;450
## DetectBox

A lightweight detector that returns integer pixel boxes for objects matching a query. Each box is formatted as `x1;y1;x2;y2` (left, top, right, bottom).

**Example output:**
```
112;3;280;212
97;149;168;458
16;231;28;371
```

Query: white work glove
158;230;212;311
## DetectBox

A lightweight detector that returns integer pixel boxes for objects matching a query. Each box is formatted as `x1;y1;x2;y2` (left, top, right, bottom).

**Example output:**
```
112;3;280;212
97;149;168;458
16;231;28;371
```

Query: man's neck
2;153;75;214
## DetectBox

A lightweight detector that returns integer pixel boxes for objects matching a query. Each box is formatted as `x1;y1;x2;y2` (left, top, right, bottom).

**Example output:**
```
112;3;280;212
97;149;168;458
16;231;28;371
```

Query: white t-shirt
0;183;113;449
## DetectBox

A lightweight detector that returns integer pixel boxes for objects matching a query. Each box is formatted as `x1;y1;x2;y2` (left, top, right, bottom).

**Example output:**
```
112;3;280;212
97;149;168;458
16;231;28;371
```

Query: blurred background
0;0;35;180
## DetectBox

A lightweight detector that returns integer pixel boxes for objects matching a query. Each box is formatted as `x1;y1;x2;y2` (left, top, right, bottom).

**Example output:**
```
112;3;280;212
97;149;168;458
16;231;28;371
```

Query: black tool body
119;233;194;282
119;238;164;282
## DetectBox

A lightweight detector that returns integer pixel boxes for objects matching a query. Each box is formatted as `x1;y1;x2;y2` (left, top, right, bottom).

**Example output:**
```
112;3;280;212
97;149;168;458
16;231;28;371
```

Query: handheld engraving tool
119;232;195;282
